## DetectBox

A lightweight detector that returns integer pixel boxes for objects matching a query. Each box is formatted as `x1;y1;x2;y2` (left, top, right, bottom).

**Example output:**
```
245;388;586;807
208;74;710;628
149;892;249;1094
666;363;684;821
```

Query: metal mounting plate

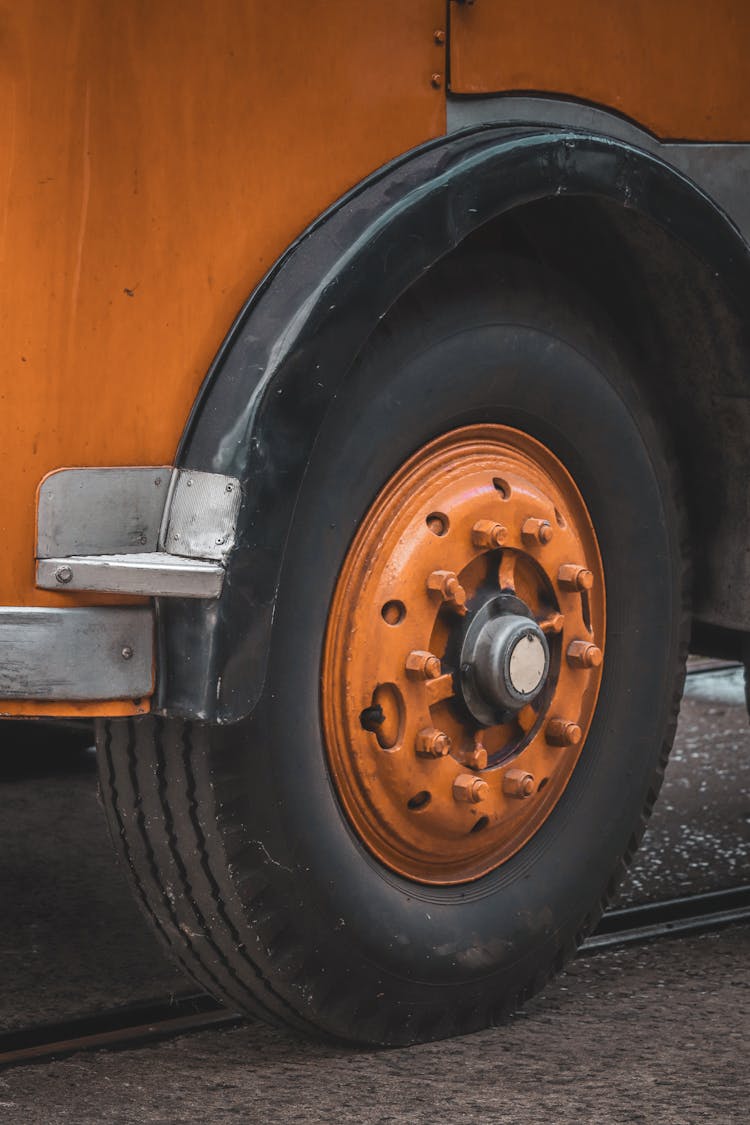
0;607;153;700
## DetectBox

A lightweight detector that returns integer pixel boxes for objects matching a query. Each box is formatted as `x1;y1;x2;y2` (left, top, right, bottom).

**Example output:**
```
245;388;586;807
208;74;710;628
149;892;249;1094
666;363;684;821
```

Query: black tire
97;258;689;1045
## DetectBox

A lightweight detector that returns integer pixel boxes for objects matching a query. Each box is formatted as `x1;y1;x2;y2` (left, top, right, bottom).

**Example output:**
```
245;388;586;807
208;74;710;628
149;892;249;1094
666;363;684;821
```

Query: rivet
121;646;133;660
434;29;446;45
55;565;73;584
416;727;452;758
216;537;225;546
522;517;553;545
431;72;442;88
502;769;535;798
225;483;233;493
567;640;603;669
546;718;582;746
558;564;594;591
406;650;442;680
453;773;489;803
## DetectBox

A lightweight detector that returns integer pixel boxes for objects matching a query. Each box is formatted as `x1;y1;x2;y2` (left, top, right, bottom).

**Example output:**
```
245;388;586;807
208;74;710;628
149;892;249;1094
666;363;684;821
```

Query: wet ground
0;665;748;1122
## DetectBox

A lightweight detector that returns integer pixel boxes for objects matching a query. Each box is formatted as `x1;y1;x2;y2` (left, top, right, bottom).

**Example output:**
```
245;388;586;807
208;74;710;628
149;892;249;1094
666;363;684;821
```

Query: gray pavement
0;665;748;1121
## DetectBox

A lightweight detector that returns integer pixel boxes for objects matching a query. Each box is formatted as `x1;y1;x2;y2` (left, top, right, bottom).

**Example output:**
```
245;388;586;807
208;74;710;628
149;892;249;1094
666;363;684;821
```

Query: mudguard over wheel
98;260;688;1045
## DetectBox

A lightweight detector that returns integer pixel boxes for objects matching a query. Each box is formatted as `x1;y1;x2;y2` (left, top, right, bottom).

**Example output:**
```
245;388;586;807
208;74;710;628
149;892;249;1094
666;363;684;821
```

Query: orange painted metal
0;1;445;715
321;425;605;885
450;1;750;141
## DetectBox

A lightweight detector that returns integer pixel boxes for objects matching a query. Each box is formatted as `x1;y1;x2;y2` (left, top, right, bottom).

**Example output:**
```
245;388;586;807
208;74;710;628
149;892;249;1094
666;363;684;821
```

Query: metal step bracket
36;466;241;599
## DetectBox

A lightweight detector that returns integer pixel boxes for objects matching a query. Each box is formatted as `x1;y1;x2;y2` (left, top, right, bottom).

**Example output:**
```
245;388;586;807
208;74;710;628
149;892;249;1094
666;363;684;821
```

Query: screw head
55;565;73;585
567;640;603;669
502;769;535;798
427;570;467;613
472;519;507;550
416;727;452;758
546;718;582;746
558;564;594;591
406;650;442;680
121;646;133;660
522;517;553;545
453;773;489;803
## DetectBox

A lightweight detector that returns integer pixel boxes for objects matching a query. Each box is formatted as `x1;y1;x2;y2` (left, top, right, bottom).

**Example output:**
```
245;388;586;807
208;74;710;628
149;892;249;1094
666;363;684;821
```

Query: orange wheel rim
322;425;605;885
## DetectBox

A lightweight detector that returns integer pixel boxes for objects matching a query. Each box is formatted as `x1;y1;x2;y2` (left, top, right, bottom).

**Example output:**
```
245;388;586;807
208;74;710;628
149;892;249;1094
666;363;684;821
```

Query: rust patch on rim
322;425;605;885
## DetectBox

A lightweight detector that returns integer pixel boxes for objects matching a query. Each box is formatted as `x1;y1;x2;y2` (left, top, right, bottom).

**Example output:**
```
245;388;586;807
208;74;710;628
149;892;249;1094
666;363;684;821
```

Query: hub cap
322;425;605;885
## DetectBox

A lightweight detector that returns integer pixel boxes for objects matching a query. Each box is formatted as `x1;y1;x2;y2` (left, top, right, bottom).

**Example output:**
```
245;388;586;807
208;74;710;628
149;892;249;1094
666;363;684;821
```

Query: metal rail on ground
2;885;749;1067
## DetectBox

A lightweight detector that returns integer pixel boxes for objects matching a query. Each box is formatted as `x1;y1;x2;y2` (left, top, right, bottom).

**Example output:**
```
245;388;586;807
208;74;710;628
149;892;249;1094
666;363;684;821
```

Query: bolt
546;718;582;746
540;613;565;635
502;769;535;798
453;773;489;803
121;646;133;660
567;640;603;669
427;570;467;613
434;28;446;44
558;564;594;591
406;650;442;680
522;517;553;545
467;733;488;770
55;565;73;585
431;72;442;88
416;727;452;758
472;519;507;550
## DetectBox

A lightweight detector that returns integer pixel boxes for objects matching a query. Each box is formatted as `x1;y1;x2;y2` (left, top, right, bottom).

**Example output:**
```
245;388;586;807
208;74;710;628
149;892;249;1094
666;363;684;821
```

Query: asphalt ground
0;665;748;1121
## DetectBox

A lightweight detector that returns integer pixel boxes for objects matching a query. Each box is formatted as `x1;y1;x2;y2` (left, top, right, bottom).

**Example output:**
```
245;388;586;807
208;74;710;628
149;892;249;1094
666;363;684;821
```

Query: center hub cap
461;601;550;724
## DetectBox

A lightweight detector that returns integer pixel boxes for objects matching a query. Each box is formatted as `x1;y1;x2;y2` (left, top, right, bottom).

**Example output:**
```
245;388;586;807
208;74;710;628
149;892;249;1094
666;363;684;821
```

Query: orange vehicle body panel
0;0;445;713
450;0;750;141
3;2;750;715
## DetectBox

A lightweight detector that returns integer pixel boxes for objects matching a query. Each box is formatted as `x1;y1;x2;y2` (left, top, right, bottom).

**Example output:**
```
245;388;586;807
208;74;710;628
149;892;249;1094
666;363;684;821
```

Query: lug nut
471;519;507;550
453;773;489;803
405;650;442;680
546;718;582;746
567;640;603;668
502;769;535;798
521;517;553;545
558;564;594;591
427;570;467;613
416;727;452;758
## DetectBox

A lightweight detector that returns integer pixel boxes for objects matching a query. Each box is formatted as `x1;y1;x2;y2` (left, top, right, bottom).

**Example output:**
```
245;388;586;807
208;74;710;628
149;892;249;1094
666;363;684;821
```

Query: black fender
156;125;750;722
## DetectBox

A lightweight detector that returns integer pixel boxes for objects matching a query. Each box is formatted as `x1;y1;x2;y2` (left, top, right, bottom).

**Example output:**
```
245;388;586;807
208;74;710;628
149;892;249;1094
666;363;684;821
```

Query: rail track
2;884;749;1067
2;659;746;1067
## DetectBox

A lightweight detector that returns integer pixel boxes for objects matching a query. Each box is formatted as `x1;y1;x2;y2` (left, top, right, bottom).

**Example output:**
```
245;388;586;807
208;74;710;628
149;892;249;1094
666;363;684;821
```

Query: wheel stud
546;718;582;746
502;769;535;798
427;570;467;613
567;640;603;668
558;564;594;591
405;650;442;680
471;519;507;550
416;727;452;758
521;517;553;545
453;773;489;803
